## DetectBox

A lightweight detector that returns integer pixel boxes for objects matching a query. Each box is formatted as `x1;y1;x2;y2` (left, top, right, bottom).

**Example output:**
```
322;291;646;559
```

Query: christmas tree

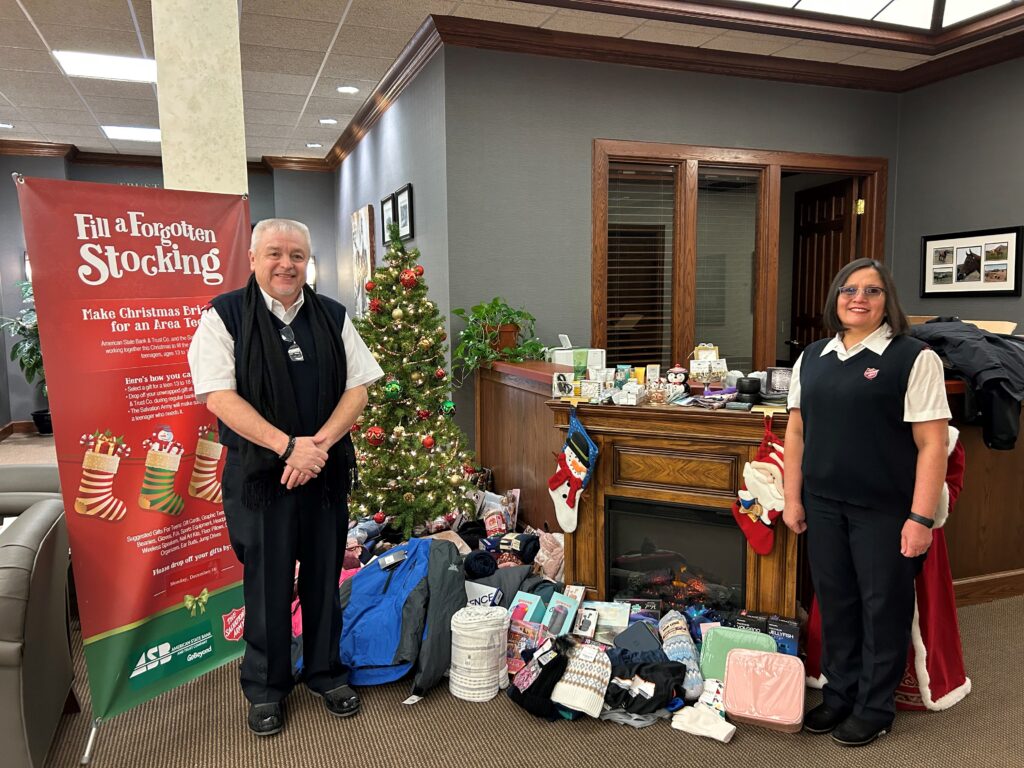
350;224;476;537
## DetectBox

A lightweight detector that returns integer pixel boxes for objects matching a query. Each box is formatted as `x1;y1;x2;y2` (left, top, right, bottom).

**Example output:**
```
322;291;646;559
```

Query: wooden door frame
592;138;888;369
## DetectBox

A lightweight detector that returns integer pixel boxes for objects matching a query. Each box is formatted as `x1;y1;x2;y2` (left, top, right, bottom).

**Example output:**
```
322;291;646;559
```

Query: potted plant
0;280;51;434
452;297;546;386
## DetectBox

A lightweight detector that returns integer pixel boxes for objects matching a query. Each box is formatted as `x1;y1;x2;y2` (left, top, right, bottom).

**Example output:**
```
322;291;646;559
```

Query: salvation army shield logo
864;368;879;380
222;607;245;641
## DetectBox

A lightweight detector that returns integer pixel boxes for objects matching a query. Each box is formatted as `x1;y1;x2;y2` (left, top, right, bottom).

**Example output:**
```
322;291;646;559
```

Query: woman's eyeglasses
837;286;885;299
279;325;304;362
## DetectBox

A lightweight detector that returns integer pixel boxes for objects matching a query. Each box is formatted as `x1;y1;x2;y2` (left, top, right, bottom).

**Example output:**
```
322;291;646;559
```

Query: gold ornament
372;351;381;361
392;307;404;320
411;372;423;383
448;474;461;487
393;425;405;437
403;492;415;503
418;337;432;350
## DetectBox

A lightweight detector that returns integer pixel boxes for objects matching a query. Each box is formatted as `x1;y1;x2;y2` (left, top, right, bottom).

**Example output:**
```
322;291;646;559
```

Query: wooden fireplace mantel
547;400;797;617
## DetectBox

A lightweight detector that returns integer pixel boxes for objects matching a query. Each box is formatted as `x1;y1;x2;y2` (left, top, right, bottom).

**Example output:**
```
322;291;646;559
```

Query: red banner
15;177;250;718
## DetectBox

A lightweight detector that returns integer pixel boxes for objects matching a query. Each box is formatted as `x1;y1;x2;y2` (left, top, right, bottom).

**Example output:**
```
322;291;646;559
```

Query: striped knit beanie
659;610;704;700
550;642;612;718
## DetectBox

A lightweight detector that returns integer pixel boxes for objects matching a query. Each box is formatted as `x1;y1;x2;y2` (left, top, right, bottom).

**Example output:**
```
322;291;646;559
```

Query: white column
151;0;248;194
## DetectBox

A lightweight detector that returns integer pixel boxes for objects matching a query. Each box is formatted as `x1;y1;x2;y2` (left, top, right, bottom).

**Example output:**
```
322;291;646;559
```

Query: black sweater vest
799;334;926;513
210;288;348;452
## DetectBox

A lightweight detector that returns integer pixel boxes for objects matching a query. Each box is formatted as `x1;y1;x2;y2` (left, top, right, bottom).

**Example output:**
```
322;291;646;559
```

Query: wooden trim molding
0;139;74;158
262;156;331;172
954;568;1024;607
324;16;444;170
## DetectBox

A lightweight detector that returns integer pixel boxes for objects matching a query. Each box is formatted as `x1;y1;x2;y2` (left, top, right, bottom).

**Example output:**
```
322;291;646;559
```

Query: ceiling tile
839;51;922;70
0;70;81;106
38;23;149;57
244;107;300;127
242;90;307;112
448;2;559;27
33;122;105;139
81;95;158;117
0;126;45;141
108;140;162;154
242;71;315;96
0;46;61;74
19;0;136;29
16;105;88;122
71;78;156;99
542;9;642;38
319;53;392;81
0;20;44;48
240;13;339;53
332;24;411;59
346;0;456;30
0;0;27;20
625;22;721;48
245;122;296;139
304;94;365;116
240;44;324;76
297;112;354;129
241;0;347;23
311;77;378;100
701;33;800;56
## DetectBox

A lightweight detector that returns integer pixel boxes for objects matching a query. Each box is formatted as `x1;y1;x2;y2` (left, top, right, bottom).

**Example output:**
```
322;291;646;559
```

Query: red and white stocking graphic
74;430;131;522
189;425;224;504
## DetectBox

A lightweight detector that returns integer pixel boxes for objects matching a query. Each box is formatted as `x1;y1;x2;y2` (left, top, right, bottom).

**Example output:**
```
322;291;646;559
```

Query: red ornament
365;280;376;292
350;422;361;433
369;298;383;314
365;426;385;446
463;464;476;475
373;511;386;524
422;435;435;449
435;367;446;380
399;269;418;289
416;409;430;421
439;331;447;342
413;265;424;276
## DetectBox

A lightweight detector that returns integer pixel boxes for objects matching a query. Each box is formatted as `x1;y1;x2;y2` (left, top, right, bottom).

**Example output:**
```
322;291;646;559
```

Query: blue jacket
339;538;465;695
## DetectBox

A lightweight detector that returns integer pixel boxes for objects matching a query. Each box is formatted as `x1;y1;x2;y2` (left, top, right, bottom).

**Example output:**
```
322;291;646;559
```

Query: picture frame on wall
351;204;376;317
920;226;1023;298
396;183;414;241
380;194;395;245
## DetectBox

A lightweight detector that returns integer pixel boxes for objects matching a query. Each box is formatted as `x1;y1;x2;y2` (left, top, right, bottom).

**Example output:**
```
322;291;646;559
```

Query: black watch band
280;435;296;462
908;512;934;529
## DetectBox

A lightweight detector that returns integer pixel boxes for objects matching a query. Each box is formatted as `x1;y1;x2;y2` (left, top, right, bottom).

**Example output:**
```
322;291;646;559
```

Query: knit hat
464;550;497;579
550;642;612;718
499;533;541;564
670;704;736;743
658;611;704;700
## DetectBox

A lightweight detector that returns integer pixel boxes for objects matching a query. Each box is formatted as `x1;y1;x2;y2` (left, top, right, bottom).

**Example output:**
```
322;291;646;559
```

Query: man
188;218;382;736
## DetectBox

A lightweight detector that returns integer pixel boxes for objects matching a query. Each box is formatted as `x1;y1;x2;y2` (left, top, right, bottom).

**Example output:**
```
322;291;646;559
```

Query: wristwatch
907;512;934;529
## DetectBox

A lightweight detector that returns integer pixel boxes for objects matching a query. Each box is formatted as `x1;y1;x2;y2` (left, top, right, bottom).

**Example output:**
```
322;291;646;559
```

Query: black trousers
222;459;348;704
804;492;925;726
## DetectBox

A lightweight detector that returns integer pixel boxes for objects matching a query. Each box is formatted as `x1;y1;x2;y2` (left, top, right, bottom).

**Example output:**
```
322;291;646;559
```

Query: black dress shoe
322;685;361;718
803;702;851;734
247;702;284;736
832;715;890;747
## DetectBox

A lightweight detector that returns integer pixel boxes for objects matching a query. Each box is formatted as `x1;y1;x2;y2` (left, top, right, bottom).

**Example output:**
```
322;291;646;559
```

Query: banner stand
80;718;102;765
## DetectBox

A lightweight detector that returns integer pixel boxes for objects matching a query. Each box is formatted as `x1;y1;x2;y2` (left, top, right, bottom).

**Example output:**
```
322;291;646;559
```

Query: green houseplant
452;297;545;386
0;280;51;434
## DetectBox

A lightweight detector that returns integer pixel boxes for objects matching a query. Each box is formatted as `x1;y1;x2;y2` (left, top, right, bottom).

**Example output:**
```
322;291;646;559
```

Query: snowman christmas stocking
138;427;186;516
189;425;224;504
74;430;131;522
547;409;598;533
731;418;785;556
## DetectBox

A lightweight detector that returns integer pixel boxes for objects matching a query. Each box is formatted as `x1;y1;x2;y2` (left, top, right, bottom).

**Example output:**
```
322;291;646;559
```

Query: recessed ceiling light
336;86;359;95
54;50;157;83
319;118;338;125
102;125;161;142
306;143;323;149
0;122;13;129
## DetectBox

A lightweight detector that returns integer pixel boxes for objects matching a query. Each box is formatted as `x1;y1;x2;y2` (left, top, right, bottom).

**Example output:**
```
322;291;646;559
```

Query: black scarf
237;274;347;511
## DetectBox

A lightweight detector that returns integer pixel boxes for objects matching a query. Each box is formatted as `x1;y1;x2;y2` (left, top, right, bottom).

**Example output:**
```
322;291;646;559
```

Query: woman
783;258;950;747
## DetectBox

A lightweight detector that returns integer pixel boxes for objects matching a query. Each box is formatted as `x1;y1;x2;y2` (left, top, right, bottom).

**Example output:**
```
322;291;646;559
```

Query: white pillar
151;0;248;194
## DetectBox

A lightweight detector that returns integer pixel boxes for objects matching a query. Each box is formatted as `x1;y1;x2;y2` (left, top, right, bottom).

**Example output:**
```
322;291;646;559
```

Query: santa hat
550;643;612;718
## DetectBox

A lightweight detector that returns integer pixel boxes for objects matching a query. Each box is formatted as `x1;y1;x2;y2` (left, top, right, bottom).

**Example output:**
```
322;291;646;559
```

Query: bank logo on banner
128;625;215;688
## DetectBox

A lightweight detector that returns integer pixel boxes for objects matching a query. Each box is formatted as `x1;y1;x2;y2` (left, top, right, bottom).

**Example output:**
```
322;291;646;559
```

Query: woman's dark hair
822;258;909;337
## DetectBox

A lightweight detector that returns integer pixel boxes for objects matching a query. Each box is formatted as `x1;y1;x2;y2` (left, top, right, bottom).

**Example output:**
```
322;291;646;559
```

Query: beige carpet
0;432;56;464
44;596;1022;768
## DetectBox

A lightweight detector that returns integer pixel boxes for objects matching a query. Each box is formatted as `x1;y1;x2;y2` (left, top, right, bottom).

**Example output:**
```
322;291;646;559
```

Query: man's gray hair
251;218;312;253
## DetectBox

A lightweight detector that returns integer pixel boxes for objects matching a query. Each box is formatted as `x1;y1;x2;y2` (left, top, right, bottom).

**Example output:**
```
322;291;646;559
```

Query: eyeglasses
279;324;304;362
837;286;885;299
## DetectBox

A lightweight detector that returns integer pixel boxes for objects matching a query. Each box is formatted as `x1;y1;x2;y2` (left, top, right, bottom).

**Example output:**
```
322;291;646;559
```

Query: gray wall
0;155;66;422
272;168;338;299
337;49;449;316
893;57;1024;324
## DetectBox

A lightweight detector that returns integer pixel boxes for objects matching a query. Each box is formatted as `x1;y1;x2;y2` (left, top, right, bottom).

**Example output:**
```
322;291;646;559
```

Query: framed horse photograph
920;226;1023;298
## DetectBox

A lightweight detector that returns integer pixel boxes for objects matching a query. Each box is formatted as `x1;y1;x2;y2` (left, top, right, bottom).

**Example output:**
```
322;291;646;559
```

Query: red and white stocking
189;437;223;504
731;419;785;556
75;451;127;522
